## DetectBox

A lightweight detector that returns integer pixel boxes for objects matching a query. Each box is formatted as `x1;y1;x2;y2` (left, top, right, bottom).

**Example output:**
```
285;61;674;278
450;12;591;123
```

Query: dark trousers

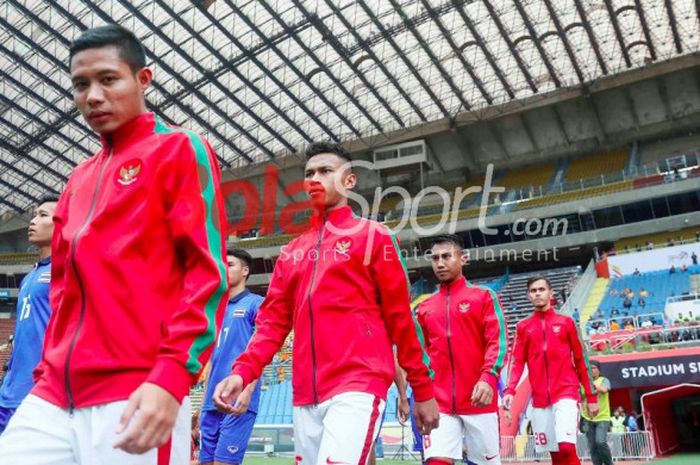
584;419;613;465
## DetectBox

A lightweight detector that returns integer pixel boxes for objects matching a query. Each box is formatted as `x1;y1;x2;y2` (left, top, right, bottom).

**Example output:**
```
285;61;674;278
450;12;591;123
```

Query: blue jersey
0;257;52;408
203;289;263;412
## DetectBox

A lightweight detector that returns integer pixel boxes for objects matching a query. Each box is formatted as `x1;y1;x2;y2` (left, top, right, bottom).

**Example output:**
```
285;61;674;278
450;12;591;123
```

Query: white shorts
424;412;501;465
0;394;191;465
293;391;385;465
531;398;579;453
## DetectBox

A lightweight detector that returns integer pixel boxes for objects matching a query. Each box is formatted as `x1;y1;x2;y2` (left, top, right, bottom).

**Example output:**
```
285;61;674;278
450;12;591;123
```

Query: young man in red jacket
503;276;598;465
214;142;439;465
0;25;228;465
417;235;508;465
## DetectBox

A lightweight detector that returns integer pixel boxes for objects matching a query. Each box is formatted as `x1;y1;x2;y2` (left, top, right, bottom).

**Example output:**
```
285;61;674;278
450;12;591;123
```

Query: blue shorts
199;410;257;464
0;405;16;435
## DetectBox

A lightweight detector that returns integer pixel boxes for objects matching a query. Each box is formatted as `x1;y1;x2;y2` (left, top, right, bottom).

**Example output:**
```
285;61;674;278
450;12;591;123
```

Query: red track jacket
33;113;228;410
505;308;597;408
417;278;508;415
232;205;434;406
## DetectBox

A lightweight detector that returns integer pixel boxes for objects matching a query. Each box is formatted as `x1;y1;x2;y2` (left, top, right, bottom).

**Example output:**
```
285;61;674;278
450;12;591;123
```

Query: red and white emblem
459;302;470;313
116;159;142;186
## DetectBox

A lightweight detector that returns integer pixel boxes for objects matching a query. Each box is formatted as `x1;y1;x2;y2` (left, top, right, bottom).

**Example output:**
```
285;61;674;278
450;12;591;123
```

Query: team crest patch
116;159;142;186
553;325;561;334
459;302;470;313
233;308;246;318
335;239;351;254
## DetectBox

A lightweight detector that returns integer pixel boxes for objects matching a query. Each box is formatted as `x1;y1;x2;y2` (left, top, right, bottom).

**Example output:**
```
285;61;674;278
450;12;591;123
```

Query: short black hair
526;275;552;290
226;248;252;270
590;360;601;369
38;195;59;205
69;24;146;73
305;141;352;163
430;234;464;250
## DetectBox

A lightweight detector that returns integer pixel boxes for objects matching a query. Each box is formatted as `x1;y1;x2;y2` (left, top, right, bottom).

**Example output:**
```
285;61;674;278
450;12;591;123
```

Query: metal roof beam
388;0;472;111
191;3;332;143
634;0;657;61
419;0;492;104
512;0;562;88
323;0;427;122
0;141;61;195
573;0;609;74
153;0;301;152
0;196;26;215
604;0;632;68
542;0;584;84
664;0;683;54
481;0;538;93
0;177;40;205
226;0;350;141
294;0;406;128
451;0;514;100
356;0;451;118
258;1;383;134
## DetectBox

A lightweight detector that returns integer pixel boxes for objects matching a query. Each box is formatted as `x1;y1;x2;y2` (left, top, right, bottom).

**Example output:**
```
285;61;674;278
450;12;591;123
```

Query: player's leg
593;421;613;465
551;399;581;465
294;402;326;465
316;391;385;465
462;413;501;465
423;413;463;464
199;410;224;465
76;396;191;465
0;405;16;434
530;405;558;455
0;394;78;465
213;410;257;465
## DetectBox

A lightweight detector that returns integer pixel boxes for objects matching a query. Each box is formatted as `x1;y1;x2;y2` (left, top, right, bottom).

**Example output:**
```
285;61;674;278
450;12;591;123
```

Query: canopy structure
1;0;698;215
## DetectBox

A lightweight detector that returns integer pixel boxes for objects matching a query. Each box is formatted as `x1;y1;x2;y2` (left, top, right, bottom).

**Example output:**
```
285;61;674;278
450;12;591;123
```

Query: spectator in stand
623;297;632;310
668;238;674;247
627;290;635;299
638;297;646;308
611;408;626;434
696;231;700;243
609;289;618;297
681;264;688;272
639;288;649;298
610;320;620;331
625;411;639;432
624;245;630;253
572;308;580;323
646;242;654;251
641;318;652;329
624;320;634;331
611;308;620;317
635;244;641;252
670;265;676;274
692;251;698;265
633;268;640;275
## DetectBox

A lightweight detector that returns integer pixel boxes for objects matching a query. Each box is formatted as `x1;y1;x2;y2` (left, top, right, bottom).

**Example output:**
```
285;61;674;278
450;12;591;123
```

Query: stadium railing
586;322;700;353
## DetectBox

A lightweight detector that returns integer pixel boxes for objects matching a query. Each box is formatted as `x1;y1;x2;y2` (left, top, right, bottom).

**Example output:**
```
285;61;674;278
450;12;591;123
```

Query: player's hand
587;402;599;418
471;381;493;407
413;398;440;435
212;374;244;414
230;385;252;416
502;394;514;411
114;382;180;454
503;409;513;427
397;396;410;425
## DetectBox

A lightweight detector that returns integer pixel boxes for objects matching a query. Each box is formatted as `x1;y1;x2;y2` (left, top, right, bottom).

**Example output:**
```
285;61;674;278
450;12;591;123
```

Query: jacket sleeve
568;317;598;403
145;134;228;402
36;177;73;382
479;289;509;387
416;303;430;352
370;226;434;402
504;322;526;395
232;256;293;388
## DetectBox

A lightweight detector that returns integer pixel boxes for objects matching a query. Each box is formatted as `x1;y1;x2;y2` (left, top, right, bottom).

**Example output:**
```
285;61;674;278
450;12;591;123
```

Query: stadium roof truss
0;0;699;215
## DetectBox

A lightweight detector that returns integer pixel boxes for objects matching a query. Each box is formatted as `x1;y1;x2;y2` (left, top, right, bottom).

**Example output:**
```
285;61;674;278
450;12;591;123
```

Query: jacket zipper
445;286;457;414
307;218;325;404
64;145;114;413
540;314;551;405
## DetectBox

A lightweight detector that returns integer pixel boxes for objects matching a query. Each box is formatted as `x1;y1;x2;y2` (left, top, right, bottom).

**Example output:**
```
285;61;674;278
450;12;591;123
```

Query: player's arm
393;353;410;424
214;259;293;413
473;289;508;407
369;227;439;434
503;322;526;409
568;318;599;414
116;135;228;454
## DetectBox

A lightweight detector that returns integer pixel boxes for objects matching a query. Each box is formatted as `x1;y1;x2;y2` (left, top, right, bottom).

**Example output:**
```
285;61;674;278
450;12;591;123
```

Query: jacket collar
99;112;156;150
37;256;51;267
534;307;555;317
229;288;251;304
310;204;354;229
439;276;468;295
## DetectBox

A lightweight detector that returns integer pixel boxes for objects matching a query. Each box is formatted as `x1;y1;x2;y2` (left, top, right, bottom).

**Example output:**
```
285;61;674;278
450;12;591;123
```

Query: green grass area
644;453;700;465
